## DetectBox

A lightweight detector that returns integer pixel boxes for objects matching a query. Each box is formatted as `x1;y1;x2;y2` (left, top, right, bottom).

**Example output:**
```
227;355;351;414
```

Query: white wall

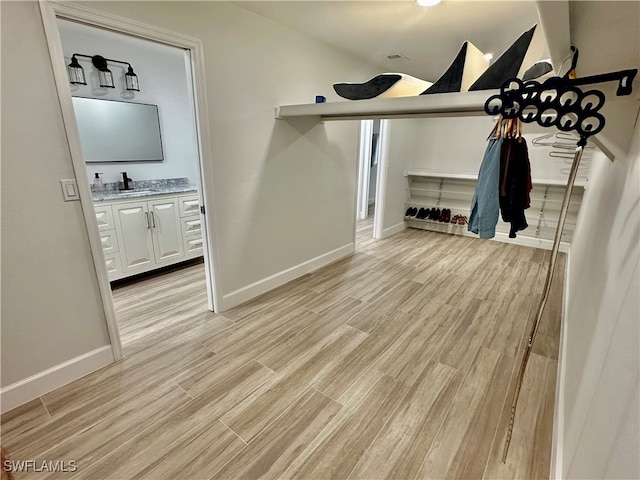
57;19;200;185
558;2;640;477
1;0;378;403
1;1;111;387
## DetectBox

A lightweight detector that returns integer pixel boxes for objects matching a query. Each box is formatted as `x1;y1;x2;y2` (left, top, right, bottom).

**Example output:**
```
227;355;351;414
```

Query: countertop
92;184;197;202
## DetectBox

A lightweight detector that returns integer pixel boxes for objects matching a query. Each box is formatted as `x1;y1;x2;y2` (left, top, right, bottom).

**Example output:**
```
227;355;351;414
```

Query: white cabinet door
148;198;184;265
112;202;155;273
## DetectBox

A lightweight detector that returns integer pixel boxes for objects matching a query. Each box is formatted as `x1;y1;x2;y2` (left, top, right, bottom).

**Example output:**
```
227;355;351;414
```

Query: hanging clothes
499;136;532;238
468;136;504;239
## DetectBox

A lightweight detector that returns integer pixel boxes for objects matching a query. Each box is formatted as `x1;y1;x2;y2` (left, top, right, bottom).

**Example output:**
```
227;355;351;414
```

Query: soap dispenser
93;172;104;192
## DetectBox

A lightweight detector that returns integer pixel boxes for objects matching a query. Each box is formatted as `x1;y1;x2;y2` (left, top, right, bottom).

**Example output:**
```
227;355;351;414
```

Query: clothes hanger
487;114;503;140
532;131;595;149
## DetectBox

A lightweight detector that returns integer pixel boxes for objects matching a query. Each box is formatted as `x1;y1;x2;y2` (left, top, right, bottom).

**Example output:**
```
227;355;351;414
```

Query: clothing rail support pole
502;138;586;462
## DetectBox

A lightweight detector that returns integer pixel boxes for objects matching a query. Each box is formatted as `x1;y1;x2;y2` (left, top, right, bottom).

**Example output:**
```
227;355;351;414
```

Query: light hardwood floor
1;219;564;479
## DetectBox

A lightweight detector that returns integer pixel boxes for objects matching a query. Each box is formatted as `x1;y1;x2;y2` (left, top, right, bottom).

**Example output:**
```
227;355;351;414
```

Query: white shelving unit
275;90;496;121
403;171;585;249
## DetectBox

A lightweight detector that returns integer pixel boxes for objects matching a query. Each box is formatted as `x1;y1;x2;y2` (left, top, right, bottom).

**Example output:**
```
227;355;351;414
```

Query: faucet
120;171;133;190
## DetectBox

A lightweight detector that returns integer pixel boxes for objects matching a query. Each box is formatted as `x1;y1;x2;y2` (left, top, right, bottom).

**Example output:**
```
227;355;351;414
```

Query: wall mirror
72;97;164;162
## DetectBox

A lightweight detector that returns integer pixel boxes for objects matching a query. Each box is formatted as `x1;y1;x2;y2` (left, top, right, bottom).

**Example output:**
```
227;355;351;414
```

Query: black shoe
417;208;426;219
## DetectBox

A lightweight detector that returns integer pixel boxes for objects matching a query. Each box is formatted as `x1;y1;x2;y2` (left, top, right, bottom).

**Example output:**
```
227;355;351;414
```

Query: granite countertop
92;178;197;202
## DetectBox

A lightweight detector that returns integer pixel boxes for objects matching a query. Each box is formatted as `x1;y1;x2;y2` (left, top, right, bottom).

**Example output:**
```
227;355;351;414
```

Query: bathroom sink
117;189;157;195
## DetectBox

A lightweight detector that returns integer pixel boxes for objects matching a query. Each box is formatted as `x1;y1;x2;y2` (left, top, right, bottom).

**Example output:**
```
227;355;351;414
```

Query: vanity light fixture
67;53;140;91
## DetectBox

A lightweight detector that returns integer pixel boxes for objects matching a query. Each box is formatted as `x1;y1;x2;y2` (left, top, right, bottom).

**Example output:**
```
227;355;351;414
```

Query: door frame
39;0;222;360
356;120;374;221
372;119;390;239
356;119;389;239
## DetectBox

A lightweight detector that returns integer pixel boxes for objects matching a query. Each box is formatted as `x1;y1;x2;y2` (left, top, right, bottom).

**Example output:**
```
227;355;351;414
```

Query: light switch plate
60;179;80;201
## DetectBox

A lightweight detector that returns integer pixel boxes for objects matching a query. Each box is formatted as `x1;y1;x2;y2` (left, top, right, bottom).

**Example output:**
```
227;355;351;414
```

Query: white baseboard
381;222;406;239
219;243;355;311
1;346;114;414
550;247;571;479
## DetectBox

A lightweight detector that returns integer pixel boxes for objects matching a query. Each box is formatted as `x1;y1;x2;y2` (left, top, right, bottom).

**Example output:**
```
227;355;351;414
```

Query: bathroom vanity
93;180;202;281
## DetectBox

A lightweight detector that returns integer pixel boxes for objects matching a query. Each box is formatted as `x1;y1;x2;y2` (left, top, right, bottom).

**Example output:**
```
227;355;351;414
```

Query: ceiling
234;1;544;82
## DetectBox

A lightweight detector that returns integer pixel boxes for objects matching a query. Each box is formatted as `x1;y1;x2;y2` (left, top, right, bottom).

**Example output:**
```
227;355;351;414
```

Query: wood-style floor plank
417;347;512;480
1;217;563;480
211;388;342;480
281;374;407;480
19;382;191;480
346;361;461;480
221;325;368;442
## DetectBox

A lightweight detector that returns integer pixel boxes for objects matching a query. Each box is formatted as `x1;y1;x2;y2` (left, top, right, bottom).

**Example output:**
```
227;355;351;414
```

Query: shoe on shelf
405;207;413;217
417;207;426;219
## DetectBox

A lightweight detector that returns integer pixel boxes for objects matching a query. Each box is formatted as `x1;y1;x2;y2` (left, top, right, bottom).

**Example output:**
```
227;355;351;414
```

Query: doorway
40;2;220;360
356;119;389;244
356;119;382;220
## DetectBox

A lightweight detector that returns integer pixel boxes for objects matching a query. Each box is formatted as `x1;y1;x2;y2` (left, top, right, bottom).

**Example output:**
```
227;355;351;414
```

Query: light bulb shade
97;69;115;88
415;0;442;6
67;56;86;85
125;65;140;91
92;55;115;88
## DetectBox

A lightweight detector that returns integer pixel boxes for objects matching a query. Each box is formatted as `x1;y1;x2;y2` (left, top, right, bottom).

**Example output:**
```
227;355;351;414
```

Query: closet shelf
404;173;585;245
405;169;587;188
275;90;496;121
405;170;478;180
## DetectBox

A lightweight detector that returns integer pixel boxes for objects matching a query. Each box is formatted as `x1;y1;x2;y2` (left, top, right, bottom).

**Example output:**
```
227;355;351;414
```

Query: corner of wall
550;243;572;479
219;242;355;311
0;346;114;414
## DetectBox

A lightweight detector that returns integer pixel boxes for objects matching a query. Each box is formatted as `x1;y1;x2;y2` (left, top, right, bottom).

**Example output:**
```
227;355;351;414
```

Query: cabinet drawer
184;236;203;256
181;216;202;237
100;230;119;254
179;195;200;217
94;205;115;231
104;252;122;279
